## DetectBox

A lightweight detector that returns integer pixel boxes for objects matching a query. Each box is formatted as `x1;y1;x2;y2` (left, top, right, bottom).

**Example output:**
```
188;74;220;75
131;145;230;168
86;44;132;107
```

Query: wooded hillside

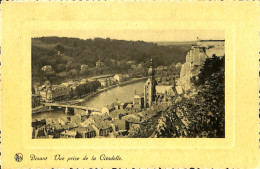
32;37;192;84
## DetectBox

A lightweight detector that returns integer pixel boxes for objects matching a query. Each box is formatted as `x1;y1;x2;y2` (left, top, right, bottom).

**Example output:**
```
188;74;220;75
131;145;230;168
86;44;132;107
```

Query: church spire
144;58;156;108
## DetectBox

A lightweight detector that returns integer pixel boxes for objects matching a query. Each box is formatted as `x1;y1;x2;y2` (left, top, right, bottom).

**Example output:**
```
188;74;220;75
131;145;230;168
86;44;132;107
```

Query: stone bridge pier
44;103;101;115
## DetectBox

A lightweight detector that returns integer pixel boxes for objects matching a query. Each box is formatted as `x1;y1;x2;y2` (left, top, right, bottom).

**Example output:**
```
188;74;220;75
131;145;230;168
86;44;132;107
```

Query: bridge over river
44;103;101;114
33;79;146;119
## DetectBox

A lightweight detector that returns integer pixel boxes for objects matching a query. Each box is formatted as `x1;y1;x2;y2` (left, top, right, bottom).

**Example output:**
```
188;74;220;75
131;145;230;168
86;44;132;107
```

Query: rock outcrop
176;40;225;94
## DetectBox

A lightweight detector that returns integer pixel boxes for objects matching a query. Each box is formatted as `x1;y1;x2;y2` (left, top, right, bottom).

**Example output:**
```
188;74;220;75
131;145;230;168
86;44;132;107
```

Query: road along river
32;79;146;119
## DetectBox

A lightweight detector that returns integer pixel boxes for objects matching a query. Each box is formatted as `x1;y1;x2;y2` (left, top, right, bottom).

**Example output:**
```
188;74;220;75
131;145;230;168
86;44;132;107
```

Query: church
134;58;175;110
144;58;157;108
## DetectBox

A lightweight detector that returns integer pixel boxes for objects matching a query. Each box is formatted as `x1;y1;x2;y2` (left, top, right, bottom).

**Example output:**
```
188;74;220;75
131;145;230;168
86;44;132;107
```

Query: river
32;79;146;119
80;80;146;109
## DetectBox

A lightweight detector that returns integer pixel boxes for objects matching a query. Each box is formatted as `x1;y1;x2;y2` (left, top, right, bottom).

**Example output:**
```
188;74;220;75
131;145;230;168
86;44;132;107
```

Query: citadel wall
176;40;225;94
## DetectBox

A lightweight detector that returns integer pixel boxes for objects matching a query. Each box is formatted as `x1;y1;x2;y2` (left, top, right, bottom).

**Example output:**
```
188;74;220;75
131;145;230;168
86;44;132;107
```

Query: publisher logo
14;153;23;162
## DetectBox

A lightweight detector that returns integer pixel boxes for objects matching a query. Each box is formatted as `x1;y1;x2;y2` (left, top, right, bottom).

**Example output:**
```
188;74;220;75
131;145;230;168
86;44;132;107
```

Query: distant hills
31;37;192;83
154;41;196;46
32;37;192;66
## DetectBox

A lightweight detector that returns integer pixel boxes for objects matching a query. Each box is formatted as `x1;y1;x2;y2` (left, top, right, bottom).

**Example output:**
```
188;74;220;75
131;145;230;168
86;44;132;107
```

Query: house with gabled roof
80;118;95;127
60;130;77;138
61;123;75;130
59;117;70;125
93;120;113;137
114;119;129;132
72;126;96;138
122;114;143;131
101;104;115;115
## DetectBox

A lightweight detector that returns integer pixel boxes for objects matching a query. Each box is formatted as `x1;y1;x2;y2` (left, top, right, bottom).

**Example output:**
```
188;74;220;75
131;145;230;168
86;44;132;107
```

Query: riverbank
78;77;147;105
32;77;147;114
32;105;50;114
61;77;148;105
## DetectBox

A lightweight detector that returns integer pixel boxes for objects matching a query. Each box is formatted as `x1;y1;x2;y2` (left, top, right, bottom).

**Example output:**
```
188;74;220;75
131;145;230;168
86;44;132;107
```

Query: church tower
144;58;156;108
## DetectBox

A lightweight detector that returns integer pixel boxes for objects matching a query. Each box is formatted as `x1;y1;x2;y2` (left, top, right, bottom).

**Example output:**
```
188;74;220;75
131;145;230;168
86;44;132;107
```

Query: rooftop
94;120;111;130
60;130;77;136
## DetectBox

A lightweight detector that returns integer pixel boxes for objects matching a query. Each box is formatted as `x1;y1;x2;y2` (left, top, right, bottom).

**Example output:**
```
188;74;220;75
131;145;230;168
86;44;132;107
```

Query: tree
153;56;225;138
195;55;224;86
32;36;191;84
56;64;66;73
54;44;65;53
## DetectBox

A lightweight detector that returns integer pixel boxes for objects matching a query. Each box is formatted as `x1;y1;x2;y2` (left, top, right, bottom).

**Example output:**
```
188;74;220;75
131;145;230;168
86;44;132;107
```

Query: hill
154;41;196;46
31;37;192;84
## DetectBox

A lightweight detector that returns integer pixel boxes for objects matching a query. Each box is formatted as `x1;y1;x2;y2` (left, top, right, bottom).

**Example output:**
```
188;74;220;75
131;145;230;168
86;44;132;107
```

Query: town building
41;65;53;75
33;83;41;95
110;109;128;120
80;64;89;72
122;114;142;132
125;103;133;110
32;126;49;139
39;84;70;102
114;74;123;83
39;86;52;102
61;123;75;130
112;101;128;110
32;118;46;130
60;130;77;138
98;78;107;87
96;59;104;68
101;105;115;115
133;94;144;110
144;58;156;108
94;121;113;137
98;77;114;87
74;127;96;138
80;118;95;127
114;119;129;130
114;119;129;136
53;124;64;133
51;85;70;101
32;94;41;108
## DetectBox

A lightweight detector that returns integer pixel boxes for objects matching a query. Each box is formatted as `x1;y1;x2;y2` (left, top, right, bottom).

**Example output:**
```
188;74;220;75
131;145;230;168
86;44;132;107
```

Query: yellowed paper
1;2;260;168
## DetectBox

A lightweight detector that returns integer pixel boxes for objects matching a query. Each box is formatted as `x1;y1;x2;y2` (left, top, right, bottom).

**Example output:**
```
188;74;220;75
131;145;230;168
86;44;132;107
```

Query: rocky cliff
176;40;225;94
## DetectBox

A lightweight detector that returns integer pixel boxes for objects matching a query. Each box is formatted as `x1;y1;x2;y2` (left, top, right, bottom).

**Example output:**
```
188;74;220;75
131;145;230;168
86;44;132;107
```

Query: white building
114;74;123;82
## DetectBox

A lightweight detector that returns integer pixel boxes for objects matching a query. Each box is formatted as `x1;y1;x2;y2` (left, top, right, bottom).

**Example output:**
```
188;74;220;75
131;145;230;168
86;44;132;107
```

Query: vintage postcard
1;1;260;168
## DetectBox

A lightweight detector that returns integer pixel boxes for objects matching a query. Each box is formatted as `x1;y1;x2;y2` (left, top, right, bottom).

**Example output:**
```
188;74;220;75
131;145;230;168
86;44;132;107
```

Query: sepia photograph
2;2;260;168
31;30;225;139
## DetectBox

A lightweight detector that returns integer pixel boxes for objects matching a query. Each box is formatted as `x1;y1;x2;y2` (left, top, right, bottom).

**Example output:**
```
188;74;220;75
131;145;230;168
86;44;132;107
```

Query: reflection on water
32;80;146;119
80;80;146;109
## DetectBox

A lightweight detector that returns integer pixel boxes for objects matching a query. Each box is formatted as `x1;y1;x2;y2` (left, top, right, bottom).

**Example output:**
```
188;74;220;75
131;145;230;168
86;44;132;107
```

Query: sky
33;30;225;42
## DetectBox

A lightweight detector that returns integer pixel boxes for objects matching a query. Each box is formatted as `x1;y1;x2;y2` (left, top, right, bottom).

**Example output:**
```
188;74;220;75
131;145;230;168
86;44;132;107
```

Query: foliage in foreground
153;56;225;138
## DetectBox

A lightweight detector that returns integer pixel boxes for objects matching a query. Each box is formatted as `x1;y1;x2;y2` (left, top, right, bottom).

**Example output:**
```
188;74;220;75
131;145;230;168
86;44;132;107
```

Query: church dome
148;67;154;76
148;58;155;76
